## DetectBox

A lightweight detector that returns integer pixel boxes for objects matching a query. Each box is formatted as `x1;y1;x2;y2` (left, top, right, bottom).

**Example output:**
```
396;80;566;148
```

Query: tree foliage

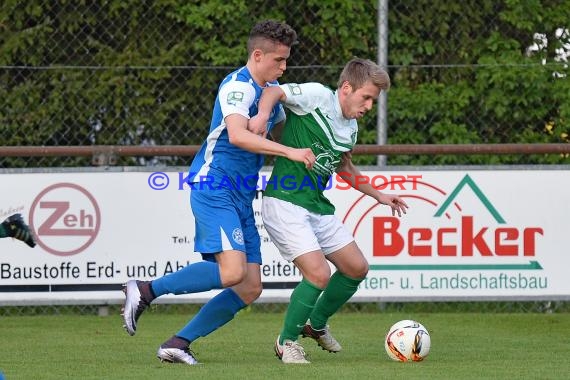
1;0;568;167
386;0;570;165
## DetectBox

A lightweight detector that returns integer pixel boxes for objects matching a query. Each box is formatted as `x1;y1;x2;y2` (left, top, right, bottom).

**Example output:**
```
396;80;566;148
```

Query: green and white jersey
264;82;357;215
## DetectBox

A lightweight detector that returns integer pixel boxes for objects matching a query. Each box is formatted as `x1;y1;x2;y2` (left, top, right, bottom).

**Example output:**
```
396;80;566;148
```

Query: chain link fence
1;66;342;168
2;1;569;167
1;1;569;314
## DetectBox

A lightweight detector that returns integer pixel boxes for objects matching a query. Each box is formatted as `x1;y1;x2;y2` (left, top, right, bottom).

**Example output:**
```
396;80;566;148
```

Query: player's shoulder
218;67;257;100
286;82;329;91
233;66;254;84
220;67;255;88
308;82;332;92
282;82;331;98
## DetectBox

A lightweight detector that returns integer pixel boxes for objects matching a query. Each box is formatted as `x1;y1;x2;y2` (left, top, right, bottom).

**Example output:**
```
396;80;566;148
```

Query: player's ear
340;80;353;94
252;48;264;62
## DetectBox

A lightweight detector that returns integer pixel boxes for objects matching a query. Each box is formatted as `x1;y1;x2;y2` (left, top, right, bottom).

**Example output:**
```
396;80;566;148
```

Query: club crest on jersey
232;228;244;245
287;83;302;96
227;91;244;105
312;143;340;176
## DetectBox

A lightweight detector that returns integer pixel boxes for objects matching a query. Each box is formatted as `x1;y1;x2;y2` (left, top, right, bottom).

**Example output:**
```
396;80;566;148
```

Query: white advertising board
1;168;568;304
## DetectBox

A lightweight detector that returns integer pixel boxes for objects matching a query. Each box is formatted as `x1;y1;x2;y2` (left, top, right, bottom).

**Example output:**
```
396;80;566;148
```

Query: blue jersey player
122;20;316;365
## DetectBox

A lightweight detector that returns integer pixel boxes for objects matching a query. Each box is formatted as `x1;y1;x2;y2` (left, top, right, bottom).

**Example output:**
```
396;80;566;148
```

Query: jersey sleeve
279;82;328;115
218;80;256;119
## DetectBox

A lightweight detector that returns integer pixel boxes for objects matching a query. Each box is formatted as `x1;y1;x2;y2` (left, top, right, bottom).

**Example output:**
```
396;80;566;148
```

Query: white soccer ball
385;319;431;362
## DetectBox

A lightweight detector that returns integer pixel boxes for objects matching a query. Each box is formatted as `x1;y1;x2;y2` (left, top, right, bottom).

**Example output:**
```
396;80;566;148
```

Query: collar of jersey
333;90;345;120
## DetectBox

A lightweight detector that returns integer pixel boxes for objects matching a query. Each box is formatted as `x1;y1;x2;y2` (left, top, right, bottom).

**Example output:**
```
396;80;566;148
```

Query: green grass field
1;310;569;380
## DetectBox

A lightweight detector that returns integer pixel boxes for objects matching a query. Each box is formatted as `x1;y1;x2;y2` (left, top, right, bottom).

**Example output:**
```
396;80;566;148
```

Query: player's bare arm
226;113;315;169
336;152;408;217
248;86;287;135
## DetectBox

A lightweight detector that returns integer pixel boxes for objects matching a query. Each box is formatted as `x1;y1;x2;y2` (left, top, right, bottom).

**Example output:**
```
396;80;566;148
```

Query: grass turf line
0;312;569;379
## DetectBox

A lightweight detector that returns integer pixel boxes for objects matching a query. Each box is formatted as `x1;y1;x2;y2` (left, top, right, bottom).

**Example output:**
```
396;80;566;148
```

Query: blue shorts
190;188;261;264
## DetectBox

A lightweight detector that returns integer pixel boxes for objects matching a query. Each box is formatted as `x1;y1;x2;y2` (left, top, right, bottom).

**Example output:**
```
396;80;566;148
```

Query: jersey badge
227;91;244;105
287;83;303;96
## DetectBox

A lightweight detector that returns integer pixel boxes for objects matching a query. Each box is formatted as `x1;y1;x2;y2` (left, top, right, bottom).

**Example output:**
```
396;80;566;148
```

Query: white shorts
262;196;354;262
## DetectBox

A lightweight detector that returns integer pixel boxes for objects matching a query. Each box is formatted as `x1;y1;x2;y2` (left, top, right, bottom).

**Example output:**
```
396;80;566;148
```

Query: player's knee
250;282;263;302
355;261;369;278
240;283;262;305
231;276;262;304
345;261;369;279
307;269;331;289
220;266;247;287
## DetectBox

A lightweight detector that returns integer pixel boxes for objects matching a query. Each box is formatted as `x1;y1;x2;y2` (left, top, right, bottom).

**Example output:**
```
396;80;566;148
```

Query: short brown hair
247;20;298;55
337;58;390;92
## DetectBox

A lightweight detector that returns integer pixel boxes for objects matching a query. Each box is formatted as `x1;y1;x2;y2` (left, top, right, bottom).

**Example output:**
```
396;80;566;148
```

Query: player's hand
379;194;409;217
248;115;268;138
287;148;316;169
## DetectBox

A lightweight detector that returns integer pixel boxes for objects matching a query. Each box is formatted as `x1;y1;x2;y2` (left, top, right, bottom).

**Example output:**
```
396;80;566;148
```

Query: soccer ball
385;319;431;362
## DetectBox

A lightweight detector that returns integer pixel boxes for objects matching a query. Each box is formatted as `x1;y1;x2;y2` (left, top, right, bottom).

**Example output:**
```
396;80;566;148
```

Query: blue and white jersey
188;66;285;204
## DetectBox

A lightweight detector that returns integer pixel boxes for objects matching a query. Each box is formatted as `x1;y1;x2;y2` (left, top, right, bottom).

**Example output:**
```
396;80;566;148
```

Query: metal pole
377;0;389;166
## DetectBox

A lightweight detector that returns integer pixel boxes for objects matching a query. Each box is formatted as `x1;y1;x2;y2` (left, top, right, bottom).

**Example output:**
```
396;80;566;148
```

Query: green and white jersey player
263;80;356;215
249;57;409;364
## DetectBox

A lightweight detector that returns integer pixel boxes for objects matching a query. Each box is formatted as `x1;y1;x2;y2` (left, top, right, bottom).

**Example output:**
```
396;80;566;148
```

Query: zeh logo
343;174;544;271
29;183;101;256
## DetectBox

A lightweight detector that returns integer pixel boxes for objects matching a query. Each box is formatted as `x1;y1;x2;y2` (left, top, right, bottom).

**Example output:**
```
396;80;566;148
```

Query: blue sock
176;288;246;343
150;261;222;296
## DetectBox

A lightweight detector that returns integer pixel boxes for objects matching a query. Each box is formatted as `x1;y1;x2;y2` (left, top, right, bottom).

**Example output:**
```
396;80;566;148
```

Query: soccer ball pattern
385;320;431;362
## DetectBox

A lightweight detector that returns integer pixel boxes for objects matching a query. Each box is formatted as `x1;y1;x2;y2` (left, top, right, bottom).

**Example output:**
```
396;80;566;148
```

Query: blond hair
337;58;390;91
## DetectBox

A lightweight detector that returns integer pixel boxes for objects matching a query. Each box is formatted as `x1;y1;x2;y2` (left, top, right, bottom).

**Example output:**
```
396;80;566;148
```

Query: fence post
377;0;389;166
